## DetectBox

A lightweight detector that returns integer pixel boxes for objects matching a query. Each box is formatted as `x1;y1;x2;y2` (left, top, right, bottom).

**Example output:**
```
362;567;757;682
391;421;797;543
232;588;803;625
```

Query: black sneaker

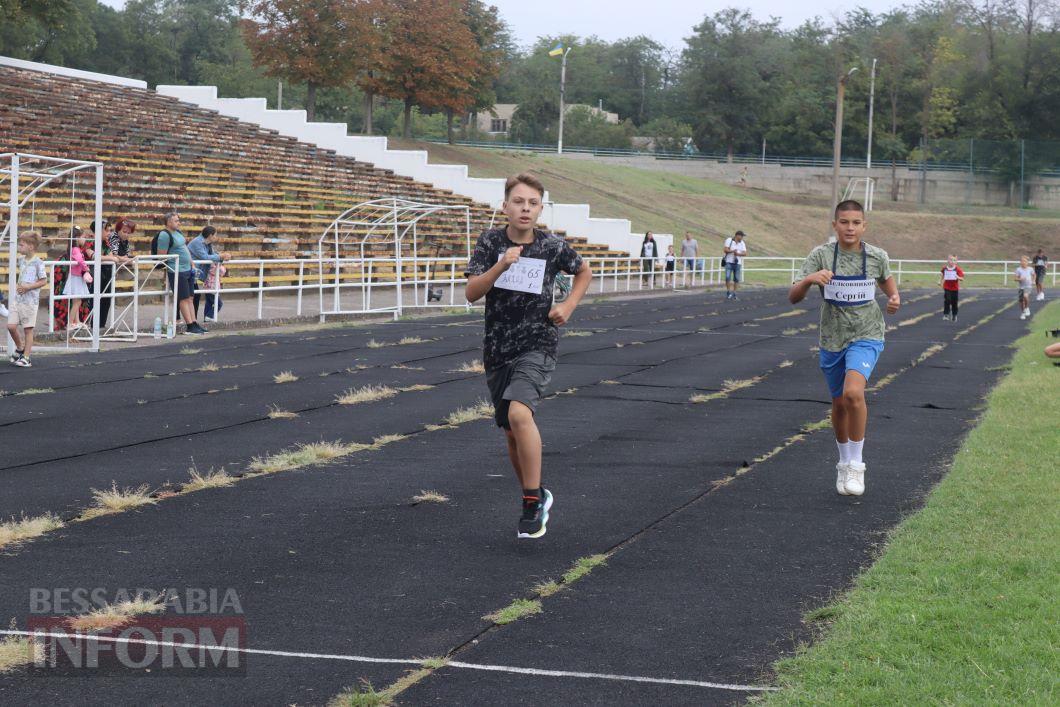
517;488;553;539
186;323;208;335
10;350;24;364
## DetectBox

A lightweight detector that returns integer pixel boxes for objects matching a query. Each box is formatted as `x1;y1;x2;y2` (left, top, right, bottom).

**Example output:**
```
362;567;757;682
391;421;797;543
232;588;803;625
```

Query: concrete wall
563;153;1060;210
0;56;147;89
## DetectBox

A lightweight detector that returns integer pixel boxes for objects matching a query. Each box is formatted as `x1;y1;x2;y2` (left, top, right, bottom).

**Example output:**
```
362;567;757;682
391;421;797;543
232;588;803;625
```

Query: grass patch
690;376;762;403
372;434;406;448
0;514;63;550
484;598;542;625
398;384;434;392
0;623;42;672
198;362;219;372
274;370;298;383
778;360;794;368
562;554;608;584
564;330;593;337
366;339;385;348
411;491;449;504
179;347;202;355
533;580;561;597
443;399;494;426
68;596;166;632
800;416;832;433
248;441;358;475
14;388;53;396
765;301;1060;705
336;384;398;405
455;359;485;373
267;405;299;419
397;336;426;345
183;466;235;493
80;483;156;520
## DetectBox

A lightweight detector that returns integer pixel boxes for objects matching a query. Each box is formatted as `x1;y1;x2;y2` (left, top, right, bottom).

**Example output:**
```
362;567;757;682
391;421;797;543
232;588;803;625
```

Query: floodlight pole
558;47;572;154
830;66;859;239
867;58;877;170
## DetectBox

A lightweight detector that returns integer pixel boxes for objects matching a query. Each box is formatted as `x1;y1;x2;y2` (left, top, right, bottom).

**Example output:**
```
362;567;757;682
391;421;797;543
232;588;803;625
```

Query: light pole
830;65;859;233
866;58;876;170
557;46;572;154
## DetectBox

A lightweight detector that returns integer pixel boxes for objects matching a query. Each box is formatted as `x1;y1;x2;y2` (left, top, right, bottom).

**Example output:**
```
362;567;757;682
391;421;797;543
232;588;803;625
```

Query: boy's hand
16;285;25;295
886;293;901;314
548;303;572;326
806;269;833;287
500;246;522;270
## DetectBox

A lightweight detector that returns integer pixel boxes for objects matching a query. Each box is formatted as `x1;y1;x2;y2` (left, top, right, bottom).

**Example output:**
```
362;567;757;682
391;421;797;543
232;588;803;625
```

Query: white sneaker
845;462;866;496
1020;312;1028;320
1037;293;1045;301
836;463;851;495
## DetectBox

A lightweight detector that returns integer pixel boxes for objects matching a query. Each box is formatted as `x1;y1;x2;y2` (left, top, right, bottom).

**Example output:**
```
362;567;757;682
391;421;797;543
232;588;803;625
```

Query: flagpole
558;47;571;154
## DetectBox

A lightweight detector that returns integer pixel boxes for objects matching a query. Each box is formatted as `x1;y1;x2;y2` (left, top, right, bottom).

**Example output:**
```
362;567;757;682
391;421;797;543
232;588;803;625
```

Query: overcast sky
98;0;909;51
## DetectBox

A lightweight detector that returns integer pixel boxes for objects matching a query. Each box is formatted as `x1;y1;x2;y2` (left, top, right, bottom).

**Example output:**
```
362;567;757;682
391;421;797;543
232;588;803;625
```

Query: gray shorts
486;351;556;429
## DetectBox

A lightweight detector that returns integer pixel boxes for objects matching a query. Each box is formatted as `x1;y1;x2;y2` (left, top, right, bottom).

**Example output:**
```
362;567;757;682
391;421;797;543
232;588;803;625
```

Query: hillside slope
391;140;1059;260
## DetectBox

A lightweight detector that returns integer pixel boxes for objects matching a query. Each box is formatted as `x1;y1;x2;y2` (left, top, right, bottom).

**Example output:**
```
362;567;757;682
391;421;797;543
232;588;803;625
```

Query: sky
97;0;910;51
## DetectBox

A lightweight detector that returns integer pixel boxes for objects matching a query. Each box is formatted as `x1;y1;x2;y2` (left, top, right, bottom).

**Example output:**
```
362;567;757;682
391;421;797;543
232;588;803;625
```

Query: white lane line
0;630;777;692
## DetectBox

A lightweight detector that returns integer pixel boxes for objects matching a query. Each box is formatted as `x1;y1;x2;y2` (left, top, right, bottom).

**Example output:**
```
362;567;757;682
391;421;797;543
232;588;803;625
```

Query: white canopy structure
317;198;471;320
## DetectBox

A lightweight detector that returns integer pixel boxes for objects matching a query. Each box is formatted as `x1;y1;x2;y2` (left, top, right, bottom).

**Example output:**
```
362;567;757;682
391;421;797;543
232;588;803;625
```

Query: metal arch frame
2;153;104;353
317;198;472;320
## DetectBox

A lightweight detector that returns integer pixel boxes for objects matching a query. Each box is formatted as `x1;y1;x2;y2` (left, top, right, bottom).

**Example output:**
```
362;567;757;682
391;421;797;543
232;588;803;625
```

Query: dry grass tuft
398;384;434;392
81;483;157;520
397;336;426;345
0;621;43;672
411;490;449;504
778;360;795;368
443;399;494;426
184;466;235;493
366;339;386;348
180;347;202;355
68;595;166;632
455;359;485;374
248;441;355;475
690;376;762;403
336;384;398;405
372;434;407;448
15;388;53;396
267;405;299;419
564;330;593;337
199;362;219;372
274;370;298;383
0;514;63;550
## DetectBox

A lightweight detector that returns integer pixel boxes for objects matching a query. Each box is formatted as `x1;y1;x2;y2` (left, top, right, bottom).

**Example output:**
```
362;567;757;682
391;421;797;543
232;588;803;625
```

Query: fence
19;255;1054;346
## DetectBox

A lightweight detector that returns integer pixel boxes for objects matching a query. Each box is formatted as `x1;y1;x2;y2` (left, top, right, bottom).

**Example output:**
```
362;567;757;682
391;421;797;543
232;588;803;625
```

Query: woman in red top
939;254;964;322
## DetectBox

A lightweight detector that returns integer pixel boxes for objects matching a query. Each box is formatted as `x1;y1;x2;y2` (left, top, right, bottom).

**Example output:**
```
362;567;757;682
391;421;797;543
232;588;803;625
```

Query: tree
453;0;509;143
372;0;478;138
241;0;363;121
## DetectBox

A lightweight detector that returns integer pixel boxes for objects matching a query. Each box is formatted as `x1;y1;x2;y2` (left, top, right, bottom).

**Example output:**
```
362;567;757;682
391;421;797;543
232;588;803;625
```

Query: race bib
943;269;958;281
823;278;876;305
495;255;546;294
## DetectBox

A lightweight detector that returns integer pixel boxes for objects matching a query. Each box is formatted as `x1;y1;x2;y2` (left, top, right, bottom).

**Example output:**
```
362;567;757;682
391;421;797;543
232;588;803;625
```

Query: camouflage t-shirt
466;228;584;370
799;241;893;352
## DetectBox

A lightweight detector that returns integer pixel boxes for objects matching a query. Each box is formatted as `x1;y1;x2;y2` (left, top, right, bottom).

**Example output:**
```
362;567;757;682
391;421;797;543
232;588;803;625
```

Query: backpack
151;229;172;256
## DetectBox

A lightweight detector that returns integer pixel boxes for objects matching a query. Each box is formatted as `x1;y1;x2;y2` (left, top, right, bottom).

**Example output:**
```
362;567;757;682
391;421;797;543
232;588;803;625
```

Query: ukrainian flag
548;44;564;57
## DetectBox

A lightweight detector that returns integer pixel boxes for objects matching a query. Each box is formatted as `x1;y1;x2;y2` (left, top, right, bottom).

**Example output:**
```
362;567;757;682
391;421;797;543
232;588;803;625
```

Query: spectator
63;227;92;331
1032;248;1047;301
7;231;47;367
188;225;231;322
90;218;129;329
640;232;659;286
1015;256;1034;320
110;217;136;258
680;232;699;276
155;212;207;335
663;245;676;286
723;230;748;300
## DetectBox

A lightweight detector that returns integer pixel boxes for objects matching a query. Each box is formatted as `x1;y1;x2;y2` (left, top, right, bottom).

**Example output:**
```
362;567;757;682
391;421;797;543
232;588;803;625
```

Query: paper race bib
823;278;876;305
495;255;546;294
943;268;958;281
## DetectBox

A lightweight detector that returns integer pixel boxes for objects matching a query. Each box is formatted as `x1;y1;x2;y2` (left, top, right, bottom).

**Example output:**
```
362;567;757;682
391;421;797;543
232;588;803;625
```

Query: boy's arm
789;251;830;304
465;246;521;303
549;262;592;326
880;276;901;314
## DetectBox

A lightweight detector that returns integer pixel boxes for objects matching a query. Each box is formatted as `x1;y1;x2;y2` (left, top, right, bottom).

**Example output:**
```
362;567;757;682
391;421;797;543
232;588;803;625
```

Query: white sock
837;440;850;464
849;439;864;465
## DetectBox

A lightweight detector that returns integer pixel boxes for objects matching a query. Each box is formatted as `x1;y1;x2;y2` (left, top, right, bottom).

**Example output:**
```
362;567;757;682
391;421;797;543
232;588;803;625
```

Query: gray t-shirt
680;239;699;257
16;256;47;307
799;242;892;352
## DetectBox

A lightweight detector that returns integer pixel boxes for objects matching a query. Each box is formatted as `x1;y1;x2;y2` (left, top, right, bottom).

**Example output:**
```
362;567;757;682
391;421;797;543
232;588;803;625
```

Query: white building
476;103;620;137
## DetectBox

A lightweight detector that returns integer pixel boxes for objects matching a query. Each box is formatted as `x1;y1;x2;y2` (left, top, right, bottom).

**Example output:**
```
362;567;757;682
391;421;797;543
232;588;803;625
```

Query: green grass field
391;140;1057;261
761;300;1059;705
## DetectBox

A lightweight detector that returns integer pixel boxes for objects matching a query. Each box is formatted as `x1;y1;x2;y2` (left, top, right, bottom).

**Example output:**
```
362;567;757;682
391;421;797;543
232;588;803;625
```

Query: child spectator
664;245;676;286
1015;256;1034;320
63;227;92;331
938;254;964;322
7;231;47;367
465;173;592;539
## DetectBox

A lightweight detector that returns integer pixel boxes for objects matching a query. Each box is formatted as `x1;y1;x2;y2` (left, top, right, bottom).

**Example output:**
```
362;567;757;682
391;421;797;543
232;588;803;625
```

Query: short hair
200;226;216;238
163;211;180;224
834;200;865;218
734;230;745;237
18;230;41;248
114;216;137;233
504;173;545;199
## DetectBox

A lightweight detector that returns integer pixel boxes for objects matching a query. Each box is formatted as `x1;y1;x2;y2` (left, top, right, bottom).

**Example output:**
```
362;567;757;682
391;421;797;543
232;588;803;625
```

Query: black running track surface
0;289;1025;705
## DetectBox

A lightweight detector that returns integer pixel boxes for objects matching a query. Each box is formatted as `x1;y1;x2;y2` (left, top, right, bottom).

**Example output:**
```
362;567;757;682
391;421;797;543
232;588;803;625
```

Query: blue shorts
819;340;885;399
724;261;742;282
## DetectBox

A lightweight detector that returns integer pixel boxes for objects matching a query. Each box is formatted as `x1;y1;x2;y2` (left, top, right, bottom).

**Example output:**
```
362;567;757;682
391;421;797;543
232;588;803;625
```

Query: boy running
465;173;592;539
789;201;900;497
938;254;964;322
7;231;47;368
1032;249;1047;301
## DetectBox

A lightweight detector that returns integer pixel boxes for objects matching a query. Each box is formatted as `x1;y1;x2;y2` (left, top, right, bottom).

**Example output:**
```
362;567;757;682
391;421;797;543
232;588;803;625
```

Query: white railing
15;255;1052;341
